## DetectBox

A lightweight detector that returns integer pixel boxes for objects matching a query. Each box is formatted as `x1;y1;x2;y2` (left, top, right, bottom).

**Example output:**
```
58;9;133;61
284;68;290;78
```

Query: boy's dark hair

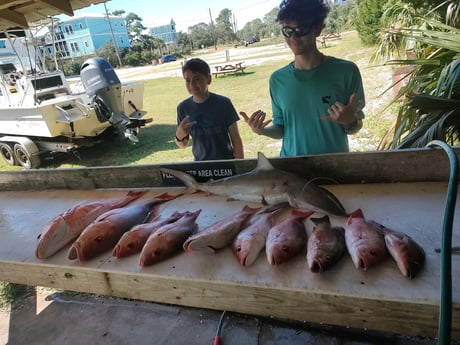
276;0;330;27
182;58;210;76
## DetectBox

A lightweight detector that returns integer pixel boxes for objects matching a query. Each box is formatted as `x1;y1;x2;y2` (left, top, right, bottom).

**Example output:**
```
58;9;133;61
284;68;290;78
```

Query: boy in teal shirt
241;0;365;156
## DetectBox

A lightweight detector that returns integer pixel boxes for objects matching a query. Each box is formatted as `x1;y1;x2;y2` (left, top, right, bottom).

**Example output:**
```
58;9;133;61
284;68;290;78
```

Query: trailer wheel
0;143;17;166
14;143;41;169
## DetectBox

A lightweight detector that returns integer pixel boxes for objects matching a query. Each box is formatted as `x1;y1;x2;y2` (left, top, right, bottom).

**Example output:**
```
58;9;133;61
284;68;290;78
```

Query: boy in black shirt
175;58;244;161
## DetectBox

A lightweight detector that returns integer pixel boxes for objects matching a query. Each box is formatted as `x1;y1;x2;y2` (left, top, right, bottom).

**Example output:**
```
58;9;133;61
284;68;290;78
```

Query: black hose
426;140;458;345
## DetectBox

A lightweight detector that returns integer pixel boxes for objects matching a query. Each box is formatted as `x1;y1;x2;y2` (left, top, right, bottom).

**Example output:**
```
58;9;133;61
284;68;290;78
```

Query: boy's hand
240;110;272;135
177;115;196;139
319;93;362;126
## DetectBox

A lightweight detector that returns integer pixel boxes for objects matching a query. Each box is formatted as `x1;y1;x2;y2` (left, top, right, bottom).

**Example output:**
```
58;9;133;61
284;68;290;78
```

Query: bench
212;62;246;77
317;33;341;48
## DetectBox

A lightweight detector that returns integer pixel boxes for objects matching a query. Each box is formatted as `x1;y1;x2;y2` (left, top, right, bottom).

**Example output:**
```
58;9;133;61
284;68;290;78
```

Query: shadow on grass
40;123;178;169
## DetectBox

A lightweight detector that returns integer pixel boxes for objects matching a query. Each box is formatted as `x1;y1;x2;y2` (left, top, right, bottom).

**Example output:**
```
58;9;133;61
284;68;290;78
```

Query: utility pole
209;8;217;50
49;16;59;70
104;3;123;67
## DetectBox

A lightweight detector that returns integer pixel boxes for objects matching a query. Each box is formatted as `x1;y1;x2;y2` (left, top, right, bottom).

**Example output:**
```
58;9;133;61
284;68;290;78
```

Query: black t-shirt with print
177;93;239;161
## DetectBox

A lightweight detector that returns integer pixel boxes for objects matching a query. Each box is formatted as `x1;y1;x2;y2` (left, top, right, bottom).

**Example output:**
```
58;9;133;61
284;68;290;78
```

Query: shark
160;152;346;216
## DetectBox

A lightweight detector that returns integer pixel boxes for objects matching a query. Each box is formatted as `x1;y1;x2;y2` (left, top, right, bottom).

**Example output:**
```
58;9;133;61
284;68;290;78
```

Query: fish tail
242;205;262;214
159;168;199;193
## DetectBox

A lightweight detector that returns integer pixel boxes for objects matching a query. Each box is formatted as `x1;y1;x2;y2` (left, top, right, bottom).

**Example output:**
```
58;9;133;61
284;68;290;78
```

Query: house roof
0;0;107;31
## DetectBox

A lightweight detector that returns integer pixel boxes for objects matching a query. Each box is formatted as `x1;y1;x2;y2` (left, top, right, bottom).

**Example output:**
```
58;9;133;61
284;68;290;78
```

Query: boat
0;28;150;169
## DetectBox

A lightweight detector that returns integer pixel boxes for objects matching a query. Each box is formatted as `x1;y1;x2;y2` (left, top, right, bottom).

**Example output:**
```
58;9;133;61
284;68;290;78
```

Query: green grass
0;30;396;169
0;282;31;310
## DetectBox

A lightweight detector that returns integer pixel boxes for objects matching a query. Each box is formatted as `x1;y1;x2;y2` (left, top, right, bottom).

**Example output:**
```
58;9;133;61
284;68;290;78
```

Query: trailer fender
0;136;40;155
0;136;41;169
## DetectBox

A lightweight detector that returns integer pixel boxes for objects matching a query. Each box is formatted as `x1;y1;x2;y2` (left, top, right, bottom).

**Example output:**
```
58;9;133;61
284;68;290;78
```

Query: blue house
149;19;178;45
45;14;130;60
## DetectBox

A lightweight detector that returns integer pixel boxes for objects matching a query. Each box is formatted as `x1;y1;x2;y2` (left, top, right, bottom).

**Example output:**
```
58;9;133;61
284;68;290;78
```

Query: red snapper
35;190;147;259
265;210;314;266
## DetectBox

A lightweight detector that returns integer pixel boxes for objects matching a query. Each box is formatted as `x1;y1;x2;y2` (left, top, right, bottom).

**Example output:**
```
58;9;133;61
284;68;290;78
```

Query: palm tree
373;1;460;149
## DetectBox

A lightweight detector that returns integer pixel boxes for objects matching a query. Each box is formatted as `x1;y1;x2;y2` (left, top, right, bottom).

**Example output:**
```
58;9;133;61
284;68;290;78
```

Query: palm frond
375;2;460;150
396;108;460;148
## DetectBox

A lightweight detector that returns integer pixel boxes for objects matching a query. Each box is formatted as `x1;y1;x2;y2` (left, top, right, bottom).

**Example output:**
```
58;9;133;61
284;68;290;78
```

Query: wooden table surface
0;182;458;339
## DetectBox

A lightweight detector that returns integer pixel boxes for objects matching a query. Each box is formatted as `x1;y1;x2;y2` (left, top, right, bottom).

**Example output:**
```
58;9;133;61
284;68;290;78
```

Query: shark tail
159;168;199;193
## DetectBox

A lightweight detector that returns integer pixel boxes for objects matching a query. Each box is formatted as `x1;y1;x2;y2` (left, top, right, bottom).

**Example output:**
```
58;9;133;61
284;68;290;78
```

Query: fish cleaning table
0;148;459;340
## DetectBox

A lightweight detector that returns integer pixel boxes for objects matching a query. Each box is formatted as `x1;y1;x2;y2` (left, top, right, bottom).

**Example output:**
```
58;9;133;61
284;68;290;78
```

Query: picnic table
213;62;246;77
317;33;341;47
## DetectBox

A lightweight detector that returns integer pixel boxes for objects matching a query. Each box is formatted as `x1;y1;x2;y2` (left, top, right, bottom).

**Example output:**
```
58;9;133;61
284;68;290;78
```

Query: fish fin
187;209;202;219
112;244;121;257
242;205;262;214
261;202;290;214
147;214;161;222
169;211;185;221
349;208;364;218
126;190;148;198
255;152;275;171
206;246;217;253
315;185;347;216
67;244;78;260
291;209;315;218
155;192;180;201
347;208;364;225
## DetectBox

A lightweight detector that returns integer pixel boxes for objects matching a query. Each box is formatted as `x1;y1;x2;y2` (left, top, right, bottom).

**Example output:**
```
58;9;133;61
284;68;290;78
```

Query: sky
71;0;280;32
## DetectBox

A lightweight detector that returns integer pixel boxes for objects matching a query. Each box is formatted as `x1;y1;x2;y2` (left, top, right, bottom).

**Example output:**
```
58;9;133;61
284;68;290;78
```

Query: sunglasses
281;25;313;38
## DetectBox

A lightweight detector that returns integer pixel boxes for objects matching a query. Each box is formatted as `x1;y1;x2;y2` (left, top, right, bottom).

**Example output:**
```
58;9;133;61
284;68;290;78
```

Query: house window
84;41;89;47
120;37;124;44
70;42;80;52
79;23;83;29
65;25;73;34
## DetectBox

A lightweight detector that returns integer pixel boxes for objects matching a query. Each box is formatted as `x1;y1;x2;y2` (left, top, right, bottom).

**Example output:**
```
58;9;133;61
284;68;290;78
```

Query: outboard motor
80;57;137;142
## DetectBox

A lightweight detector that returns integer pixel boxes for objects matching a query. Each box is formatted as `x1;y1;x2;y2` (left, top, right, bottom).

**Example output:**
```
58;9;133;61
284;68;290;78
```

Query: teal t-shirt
270;56;365;157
